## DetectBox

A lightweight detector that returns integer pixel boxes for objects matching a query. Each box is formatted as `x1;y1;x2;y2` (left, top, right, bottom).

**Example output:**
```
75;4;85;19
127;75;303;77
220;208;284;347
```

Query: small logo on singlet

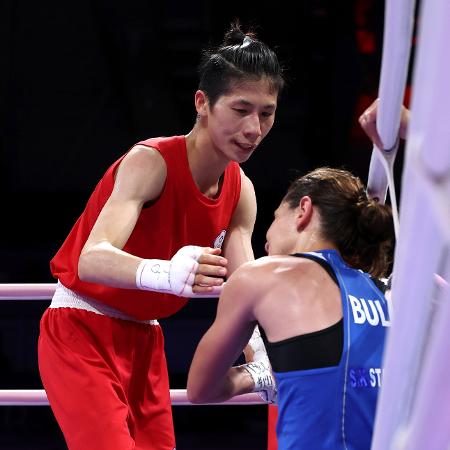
349;367;383;388
213;229;227;249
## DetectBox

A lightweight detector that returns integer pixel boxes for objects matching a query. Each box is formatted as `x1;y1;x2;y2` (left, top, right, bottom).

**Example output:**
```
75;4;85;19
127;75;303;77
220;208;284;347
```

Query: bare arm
78;146;166;288
78;146;227;292
187;263;264;403
222;170;257;276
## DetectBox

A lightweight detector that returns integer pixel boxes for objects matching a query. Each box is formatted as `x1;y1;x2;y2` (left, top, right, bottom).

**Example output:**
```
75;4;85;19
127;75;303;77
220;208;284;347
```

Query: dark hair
283;167;394;277
198;21;285;107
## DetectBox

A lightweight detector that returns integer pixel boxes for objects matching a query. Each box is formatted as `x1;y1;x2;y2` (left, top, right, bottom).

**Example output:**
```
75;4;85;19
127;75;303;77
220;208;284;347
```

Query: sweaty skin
187;196;342;403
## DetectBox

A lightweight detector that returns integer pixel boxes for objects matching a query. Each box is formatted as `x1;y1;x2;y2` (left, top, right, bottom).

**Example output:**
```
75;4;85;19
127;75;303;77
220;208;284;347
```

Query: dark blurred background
0;0;407;448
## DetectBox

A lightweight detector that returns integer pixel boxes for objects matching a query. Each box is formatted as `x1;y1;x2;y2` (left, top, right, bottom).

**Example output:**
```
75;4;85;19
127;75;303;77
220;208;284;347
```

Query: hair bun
356;200;394;243
222;21;257;46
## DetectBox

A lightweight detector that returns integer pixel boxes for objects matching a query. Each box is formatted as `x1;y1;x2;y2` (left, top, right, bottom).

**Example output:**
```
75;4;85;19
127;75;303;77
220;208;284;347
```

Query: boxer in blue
187;167;394;450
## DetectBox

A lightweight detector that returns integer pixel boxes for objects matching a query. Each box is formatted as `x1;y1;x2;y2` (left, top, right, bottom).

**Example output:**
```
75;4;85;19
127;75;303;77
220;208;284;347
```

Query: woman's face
265;202;299;256
205;77;278;163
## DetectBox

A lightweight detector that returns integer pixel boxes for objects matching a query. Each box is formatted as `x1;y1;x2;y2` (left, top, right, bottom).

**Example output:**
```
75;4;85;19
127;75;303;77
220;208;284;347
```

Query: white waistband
51;281;159;325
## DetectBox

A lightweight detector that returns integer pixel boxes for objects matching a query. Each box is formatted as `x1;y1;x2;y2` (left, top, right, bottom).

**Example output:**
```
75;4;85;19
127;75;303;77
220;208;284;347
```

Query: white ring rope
365;0;416;239
0;283;57;300
0;283;220;300
0;389;265;406
0;283;263;407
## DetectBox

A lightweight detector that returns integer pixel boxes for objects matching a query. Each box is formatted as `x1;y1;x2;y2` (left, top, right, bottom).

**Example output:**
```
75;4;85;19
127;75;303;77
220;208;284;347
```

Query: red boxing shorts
38;308;175;450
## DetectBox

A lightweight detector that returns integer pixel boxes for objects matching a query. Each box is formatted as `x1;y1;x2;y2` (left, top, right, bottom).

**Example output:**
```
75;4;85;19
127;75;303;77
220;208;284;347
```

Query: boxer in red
38;21;285;450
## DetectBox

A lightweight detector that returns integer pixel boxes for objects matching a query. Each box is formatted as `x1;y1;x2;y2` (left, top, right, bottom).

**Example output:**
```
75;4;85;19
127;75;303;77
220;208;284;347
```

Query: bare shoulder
120;144;167;175
232;168;256;217
219;255;318;319
261;254;331;278
238;168;255;194
226;255;308;291
114;145;167;203
248;255;313;270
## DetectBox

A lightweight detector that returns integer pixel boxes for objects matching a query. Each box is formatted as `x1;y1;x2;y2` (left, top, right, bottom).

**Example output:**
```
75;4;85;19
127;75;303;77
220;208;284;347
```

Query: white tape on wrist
243;325;277;403
136;259;171;292
136;245;204;297
242;360;277;404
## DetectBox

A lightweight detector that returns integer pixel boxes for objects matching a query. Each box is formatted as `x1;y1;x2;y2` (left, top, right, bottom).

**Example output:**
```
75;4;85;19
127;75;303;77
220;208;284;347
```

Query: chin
237;153;253;164
228;143;256;163
230;149;253;164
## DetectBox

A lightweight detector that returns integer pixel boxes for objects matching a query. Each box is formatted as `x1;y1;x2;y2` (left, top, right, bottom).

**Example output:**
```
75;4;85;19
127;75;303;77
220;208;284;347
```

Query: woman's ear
296;196;314;230
195;90;208;117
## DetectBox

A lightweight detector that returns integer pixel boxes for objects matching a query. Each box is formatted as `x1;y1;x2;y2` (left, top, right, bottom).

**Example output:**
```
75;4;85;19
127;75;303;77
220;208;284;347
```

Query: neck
185;125;230;194
292;230;337;255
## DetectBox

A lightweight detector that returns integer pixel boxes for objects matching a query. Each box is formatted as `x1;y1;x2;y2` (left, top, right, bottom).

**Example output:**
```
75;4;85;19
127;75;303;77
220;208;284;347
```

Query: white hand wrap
248;325;269;362
242;325;277;404
135;245;203;297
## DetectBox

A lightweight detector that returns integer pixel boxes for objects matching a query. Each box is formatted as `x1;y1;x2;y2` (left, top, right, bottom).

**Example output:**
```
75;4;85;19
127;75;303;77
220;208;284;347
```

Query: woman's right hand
359;98;410;149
